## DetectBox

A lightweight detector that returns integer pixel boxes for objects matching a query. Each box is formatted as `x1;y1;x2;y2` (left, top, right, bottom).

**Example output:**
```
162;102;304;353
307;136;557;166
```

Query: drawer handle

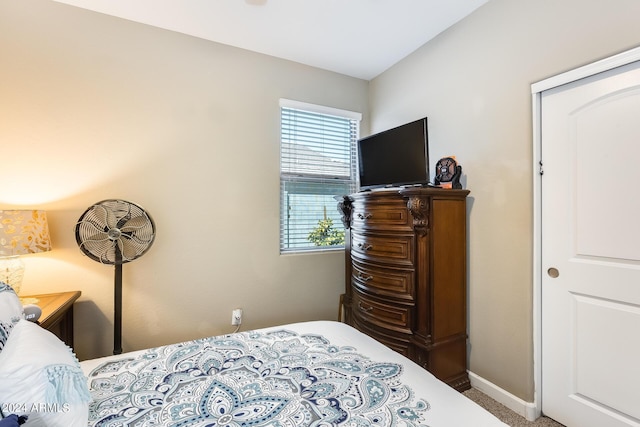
357;243;372;251
357;213;373;220
357;273;373;282
358;302;374;313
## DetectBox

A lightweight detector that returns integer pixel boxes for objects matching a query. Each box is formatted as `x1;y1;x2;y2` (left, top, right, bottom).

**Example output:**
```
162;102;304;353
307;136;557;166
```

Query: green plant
308;218;344;246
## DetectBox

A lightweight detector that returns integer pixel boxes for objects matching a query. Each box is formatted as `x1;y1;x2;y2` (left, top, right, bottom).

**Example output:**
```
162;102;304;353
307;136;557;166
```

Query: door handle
547;267;559;278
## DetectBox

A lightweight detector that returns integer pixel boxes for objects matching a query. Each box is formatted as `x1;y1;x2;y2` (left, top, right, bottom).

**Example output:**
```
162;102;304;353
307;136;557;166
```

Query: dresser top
349;187;469;200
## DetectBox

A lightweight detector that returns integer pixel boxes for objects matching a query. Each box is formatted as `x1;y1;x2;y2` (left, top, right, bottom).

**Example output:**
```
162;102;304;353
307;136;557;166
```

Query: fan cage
75;199;155;265
436;157;457;182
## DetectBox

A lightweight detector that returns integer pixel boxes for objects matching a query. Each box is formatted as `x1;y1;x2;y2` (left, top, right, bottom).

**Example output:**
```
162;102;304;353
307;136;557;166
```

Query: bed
0;285;507;426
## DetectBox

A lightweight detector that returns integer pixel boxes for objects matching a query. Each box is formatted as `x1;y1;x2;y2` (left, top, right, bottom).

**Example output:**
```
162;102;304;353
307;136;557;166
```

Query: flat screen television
357;117;429;190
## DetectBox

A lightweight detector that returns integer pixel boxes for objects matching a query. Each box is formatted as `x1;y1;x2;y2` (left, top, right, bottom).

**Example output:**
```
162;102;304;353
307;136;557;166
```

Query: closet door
541;59;640;427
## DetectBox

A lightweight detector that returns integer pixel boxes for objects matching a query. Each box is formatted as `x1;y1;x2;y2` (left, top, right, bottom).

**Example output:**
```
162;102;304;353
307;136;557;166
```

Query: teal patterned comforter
86;327;430;426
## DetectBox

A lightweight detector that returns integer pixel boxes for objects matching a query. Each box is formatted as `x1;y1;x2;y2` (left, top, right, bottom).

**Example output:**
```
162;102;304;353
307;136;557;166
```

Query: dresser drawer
351;316;411;357
352;259;414;301
352;288;413;334
352;199;412;232
351;232;414;266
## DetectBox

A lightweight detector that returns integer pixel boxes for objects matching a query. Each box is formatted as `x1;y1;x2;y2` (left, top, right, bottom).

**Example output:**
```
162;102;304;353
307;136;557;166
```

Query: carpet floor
463;388;565;427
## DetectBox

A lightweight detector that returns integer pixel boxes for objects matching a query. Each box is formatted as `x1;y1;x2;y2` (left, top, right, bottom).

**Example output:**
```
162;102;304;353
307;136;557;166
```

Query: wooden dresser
338;187;470;391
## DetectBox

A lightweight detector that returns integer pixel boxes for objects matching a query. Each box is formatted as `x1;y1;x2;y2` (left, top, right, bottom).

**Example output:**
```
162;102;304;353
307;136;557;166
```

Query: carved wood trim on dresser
338;188;470;391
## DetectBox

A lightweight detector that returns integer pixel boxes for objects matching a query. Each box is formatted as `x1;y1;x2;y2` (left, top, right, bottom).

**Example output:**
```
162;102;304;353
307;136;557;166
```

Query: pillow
0;282;23;323
0;282;23;352
0;320;90;427
0;322;12;353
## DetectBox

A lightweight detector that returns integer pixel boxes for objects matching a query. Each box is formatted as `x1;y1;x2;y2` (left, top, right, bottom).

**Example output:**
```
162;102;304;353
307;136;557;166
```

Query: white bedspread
81;321;506;426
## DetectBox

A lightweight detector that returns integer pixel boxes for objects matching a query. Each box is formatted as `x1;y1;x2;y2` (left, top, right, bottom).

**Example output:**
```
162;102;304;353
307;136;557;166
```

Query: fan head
75;200;155;265
435;157;457;183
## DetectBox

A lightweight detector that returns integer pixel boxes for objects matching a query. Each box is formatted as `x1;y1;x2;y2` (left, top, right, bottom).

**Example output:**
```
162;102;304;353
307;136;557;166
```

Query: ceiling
53;0;488;80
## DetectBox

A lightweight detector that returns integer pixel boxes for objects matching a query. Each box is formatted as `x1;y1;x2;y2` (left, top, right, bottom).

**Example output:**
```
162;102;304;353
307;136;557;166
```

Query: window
280;99;361;253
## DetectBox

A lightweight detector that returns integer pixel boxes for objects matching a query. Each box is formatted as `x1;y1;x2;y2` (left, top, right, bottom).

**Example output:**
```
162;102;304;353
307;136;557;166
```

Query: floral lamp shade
0;210;51;295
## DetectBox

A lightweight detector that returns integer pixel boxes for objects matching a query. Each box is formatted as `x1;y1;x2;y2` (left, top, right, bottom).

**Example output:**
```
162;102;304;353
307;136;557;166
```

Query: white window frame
279;99;361;254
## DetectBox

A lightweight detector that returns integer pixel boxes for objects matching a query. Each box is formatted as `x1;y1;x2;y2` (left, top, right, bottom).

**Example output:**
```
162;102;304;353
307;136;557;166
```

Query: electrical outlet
231;308;242;326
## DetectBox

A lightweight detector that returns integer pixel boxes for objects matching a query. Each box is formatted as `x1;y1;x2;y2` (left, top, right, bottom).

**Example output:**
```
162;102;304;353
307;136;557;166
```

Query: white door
541;59;640;427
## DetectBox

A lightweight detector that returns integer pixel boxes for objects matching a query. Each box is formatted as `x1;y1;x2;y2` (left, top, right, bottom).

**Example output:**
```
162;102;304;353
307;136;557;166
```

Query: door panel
573;294;640;420
541;60;640;427
573;86;640;261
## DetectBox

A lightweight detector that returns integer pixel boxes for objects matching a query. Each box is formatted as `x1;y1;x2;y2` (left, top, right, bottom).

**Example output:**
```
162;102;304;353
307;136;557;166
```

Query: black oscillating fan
75;200;156;355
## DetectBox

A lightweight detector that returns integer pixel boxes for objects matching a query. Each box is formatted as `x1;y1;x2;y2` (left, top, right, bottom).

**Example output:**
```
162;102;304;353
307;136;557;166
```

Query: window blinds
280;103;360;252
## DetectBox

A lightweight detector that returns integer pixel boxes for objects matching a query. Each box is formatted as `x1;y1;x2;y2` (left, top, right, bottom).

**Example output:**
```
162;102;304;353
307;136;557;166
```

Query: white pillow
0;320;90;427
0;282;23;352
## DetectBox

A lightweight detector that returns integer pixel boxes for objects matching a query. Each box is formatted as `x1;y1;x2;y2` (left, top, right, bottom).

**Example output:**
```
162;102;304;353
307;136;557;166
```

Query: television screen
357;117;429;190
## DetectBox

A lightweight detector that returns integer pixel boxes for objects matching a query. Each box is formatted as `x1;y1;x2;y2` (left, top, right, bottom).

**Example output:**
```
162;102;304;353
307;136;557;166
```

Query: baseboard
468;371;539;422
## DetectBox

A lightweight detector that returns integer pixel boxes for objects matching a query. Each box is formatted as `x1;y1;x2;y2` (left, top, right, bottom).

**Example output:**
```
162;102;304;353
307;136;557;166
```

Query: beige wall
0;0;368;360
369;0;640;400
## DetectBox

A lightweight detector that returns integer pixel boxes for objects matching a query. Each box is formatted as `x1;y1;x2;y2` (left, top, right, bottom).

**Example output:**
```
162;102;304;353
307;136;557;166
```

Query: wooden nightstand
21;291;81;349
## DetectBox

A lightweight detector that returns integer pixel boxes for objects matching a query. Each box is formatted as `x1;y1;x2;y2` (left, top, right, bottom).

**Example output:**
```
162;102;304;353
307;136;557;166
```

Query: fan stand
75;199;156;357
113;248;123;355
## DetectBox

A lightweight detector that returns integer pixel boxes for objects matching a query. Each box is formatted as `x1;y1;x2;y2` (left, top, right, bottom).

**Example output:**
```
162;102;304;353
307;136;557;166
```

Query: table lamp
0;210;51;296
